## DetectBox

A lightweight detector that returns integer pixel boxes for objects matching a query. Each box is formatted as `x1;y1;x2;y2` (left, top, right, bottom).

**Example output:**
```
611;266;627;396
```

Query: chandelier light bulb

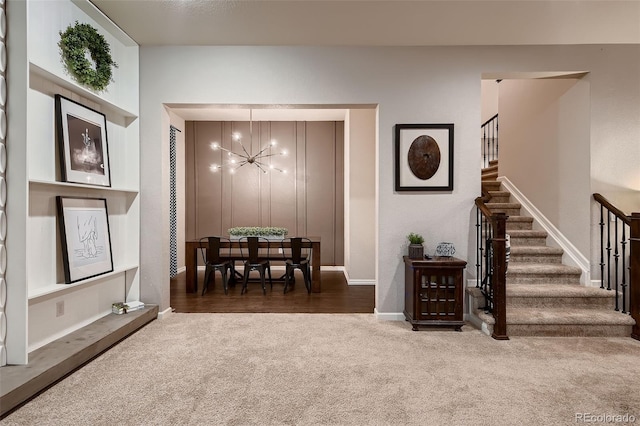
212;109;287;174
282;149;288;156
210;164;219;172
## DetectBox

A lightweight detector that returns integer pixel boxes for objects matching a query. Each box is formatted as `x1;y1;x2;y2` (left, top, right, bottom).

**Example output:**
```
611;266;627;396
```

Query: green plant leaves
58;21;118;92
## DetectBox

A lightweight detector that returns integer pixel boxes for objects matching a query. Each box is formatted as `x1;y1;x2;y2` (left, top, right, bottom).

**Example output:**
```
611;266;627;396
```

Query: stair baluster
593;193;639;340
475;193;509;340
481;114;498;169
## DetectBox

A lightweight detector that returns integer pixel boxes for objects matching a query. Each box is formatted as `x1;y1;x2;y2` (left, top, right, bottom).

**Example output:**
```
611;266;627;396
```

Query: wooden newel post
630;212;640;340
491;213;509;340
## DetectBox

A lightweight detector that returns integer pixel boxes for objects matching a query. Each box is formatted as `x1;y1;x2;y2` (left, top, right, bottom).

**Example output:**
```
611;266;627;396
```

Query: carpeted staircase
468;160;635;337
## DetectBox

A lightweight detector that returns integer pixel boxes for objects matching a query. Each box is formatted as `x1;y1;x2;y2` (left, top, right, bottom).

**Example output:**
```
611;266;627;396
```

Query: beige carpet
2;314;640;426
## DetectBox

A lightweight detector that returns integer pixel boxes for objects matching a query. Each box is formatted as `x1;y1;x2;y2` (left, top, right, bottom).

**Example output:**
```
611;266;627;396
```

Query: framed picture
395;123;454;191
57;196;113;283
55;94;111;187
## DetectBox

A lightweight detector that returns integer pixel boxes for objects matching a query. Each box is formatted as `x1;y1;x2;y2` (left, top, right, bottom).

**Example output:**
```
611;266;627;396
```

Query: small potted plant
407;232;425;259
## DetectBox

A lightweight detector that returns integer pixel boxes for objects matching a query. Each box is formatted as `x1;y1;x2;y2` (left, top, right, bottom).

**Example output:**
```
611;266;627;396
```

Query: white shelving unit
6;0;139;363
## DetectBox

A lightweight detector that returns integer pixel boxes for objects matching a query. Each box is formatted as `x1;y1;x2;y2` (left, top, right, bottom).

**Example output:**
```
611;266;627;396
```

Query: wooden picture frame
55;94;111;187
57;196;113;283
395;123;454;191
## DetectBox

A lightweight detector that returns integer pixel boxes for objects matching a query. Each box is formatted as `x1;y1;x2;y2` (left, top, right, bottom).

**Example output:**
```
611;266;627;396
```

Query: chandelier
210;109;288;174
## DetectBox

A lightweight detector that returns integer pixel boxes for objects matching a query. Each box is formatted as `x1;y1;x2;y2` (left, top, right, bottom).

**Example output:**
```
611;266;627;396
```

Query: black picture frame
394;123;454;191
57;196;114;283
55;94;111;187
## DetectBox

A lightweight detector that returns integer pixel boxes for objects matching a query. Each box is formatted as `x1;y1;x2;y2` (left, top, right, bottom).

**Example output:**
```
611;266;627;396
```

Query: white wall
139;45;640;315
499;78;591;257
7;0;140;363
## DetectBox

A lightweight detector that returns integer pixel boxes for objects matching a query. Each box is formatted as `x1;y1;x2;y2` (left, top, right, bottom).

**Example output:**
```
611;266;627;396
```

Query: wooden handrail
475;195;493;218
593;193;631;225
481;113;499;129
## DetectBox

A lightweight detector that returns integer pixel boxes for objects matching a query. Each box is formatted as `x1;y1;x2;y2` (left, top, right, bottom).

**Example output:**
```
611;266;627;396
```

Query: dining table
184;237;322;293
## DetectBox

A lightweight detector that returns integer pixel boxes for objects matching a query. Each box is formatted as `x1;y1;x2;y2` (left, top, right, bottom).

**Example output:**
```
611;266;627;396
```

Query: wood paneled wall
185;120;344;265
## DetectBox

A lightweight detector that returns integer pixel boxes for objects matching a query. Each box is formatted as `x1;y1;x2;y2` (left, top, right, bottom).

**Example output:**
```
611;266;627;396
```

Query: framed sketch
395;123;454;191
55;94;111;187
57;196;113;283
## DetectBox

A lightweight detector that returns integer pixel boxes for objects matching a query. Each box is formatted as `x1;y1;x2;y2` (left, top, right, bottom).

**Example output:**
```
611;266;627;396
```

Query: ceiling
91;0;640;47
88;0;639;121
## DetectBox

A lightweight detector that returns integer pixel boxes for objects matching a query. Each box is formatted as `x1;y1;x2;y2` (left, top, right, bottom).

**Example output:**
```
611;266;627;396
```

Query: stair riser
482;182;501;191
490;195;511;203
509;237;547;246
507;297;617;310
482;172;498;180
506;324;632;337
488;207;521;215
507;275;581;285
506;221;533;231
509;254;563;263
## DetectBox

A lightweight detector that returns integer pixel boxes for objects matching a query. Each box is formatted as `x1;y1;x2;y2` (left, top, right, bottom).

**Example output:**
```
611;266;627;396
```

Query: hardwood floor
170;269;375;313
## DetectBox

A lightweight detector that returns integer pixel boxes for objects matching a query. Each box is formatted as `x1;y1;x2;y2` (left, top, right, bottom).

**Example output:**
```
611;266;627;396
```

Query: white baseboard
498;176;591;285
590;279;605;288
348;279;376;286
176;266;186;274
321;266;345;272
374;308;404;321
157;307;173;319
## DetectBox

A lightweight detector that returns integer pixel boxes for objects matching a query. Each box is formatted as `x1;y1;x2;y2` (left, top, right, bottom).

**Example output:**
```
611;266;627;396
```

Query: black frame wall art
57;196;114;283
395;123;454;191
55;94;111;187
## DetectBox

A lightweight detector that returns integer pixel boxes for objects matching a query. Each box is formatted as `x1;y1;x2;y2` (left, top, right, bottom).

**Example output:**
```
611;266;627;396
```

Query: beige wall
185;120;344;265
481;80;499;124
345;109;376;283
500;78;591;257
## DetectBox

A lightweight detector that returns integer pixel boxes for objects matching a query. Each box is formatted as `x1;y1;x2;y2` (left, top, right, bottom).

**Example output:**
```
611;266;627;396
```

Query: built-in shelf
28;265;139;301
29;62;139;122
29;179;139;195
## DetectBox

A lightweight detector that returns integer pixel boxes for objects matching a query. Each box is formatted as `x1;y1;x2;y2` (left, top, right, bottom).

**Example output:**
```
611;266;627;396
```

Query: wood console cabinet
404;256;467;331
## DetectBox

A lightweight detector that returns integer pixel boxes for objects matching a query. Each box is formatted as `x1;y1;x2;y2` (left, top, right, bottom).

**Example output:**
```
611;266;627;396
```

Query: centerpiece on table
228;226;288;240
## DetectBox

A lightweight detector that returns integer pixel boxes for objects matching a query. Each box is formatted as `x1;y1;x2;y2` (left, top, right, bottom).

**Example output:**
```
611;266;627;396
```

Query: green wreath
58;21;118;92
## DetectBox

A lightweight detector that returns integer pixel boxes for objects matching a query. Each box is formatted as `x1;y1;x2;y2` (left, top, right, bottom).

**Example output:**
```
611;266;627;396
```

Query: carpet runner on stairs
470;163;635;337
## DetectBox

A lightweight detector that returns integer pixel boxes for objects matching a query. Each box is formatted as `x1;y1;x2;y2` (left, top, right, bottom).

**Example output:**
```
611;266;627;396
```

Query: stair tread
506;216;534;222
507;263;581;275
506;308;636;325
487;202;521;208
506;284;616;298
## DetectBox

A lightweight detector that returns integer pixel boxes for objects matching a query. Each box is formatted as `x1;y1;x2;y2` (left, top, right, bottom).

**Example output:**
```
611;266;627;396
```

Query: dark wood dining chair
238;236;272;295
280;237;312;294
198;236;233;295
